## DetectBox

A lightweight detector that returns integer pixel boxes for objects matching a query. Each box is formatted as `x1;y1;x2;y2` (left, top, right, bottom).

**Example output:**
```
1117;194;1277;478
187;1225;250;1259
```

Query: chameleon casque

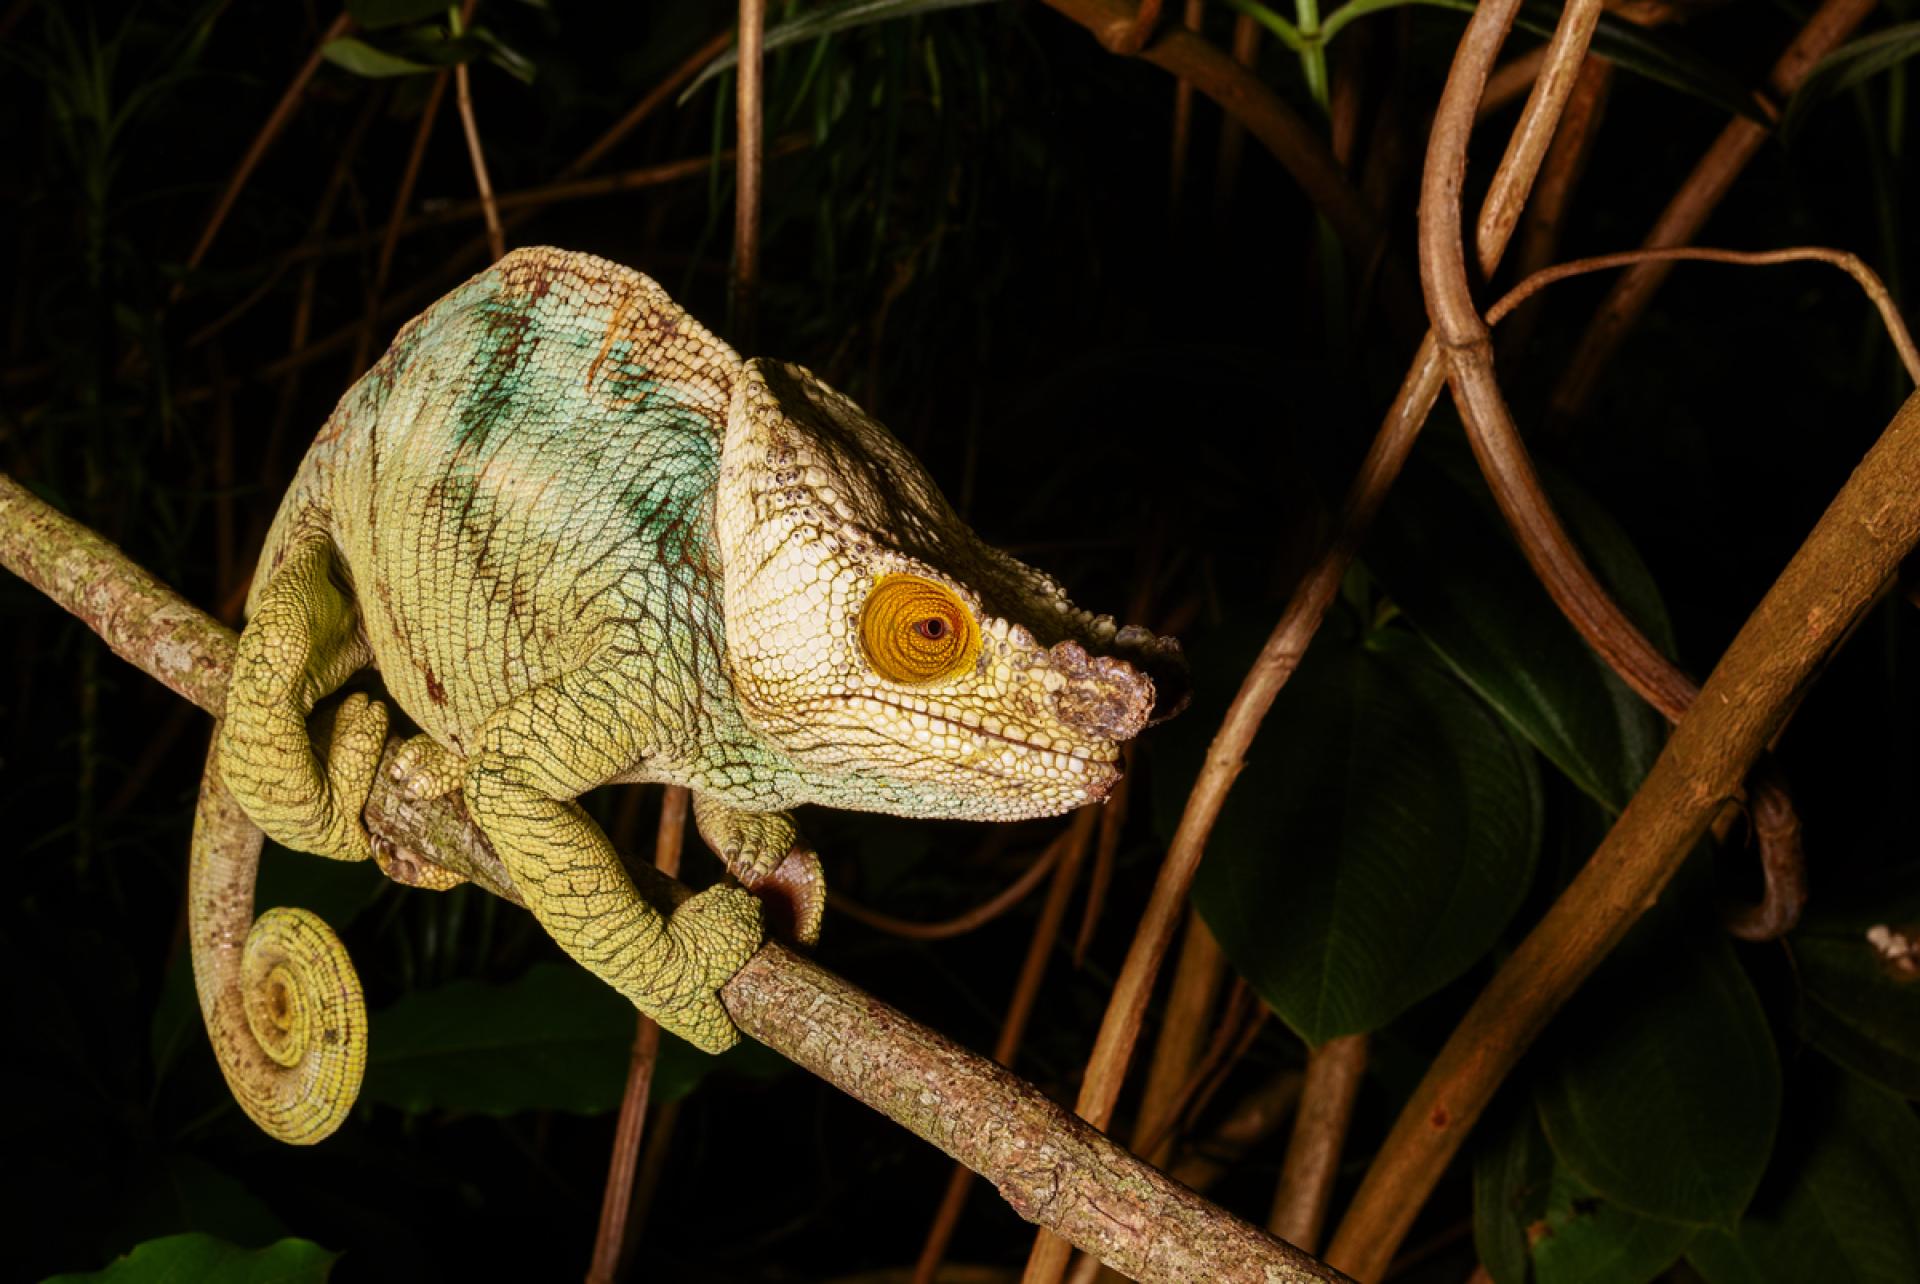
194;246;1184;1143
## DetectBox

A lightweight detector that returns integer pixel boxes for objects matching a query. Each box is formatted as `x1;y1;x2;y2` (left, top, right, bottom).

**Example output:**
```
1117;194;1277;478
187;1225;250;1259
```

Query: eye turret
859;575;979;685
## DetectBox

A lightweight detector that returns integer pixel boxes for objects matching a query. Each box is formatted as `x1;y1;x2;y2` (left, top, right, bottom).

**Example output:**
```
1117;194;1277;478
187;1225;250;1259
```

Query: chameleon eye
860;575;979;685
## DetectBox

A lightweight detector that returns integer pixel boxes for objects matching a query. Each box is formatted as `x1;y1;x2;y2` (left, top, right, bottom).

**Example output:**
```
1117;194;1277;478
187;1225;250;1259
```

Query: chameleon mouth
829;693;1123;772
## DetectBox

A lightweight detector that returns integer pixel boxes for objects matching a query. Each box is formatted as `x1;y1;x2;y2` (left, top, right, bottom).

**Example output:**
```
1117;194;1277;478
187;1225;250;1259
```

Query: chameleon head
715;359;1187;821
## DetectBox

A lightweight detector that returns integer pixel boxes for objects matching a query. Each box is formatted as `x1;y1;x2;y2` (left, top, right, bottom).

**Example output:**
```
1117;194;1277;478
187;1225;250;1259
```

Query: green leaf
115;1157;289;1255
683;0;1004;101
1791;880;1920;1098
1783;23;1920;139
1535;927;1780;1225
363;963;775;1117
44;1233;336;1283
1688;1070;1920;1284
1191;629;1541;1044
1369;455;1668;812
1476;1102;1699;1284
320;35;433;79
345;0;450;30
1532;1164;1697;1284
1474;1101;1556;1284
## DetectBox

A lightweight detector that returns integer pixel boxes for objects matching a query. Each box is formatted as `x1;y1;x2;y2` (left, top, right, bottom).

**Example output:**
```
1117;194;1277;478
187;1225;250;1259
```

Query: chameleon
192;246;1185;1143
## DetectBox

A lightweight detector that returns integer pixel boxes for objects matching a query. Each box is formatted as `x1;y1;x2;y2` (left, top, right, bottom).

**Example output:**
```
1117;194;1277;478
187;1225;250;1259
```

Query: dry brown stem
1112;0;1166;55
0;470;1349;1284
734;0;766;347
1326;386;1920;1278
1167;0;1205;204
251;27;738;393
1500;55;1611;353
174;10;352;299
1549;0;1881;420
588;786;689;1283
1073;744;1132;962
1475;47;1545;122
1130;910;1226;1168
913;810;1098;1284
564;29;736;181
1042;0;1381;263
1168;1068;1304;1192
1486;246;1920;383
359;68;452;375
1213;14;1261;209
452;1;505;265
1267;1035;1368;1253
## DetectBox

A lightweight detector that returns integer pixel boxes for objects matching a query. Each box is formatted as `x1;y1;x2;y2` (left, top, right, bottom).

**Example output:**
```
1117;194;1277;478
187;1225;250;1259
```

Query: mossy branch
0;469;1348;1284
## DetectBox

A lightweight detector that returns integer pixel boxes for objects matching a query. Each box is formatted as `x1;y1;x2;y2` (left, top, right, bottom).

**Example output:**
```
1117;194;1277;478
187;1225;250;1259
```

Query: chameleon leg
463;665;765;1053
218;531;388;863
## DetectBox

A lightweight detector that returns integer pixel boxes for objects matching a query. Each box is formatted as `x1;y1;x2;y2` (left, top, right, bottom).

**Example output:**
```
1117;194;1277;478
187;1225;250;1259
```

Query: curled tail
191;727;367;1143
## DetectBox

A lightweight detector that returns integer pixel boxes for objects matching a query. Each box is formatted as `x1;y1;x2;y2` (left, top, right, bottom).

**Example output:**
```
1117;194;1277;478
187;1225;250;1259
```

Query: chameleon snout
1046;639;1156;742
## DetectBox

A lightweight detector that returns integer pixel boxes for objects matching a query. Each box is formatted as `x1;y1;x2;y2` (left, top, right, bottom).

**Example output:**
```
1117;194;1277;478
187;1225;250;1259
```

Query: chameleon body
195;247;1182;1142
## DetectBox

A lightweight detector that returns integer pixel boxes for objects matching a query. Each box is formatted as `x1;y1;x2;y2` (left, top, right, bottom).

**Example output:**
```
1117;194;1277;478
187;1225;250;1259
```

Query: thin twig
734;0;766;346
1129;910;1226;1167
1042;0;1386;271
0;473;1348;1284
172;10;353;300
1167;0;1204;206
1072;743;1131;963
1475;46;1546;122
358;68;452;375
1112;0;1166;55
1212;14;1262;210
566;29;736;180
452;1;505;264
1168;1068;1304;1192
832;829;1069;942
913;809;1098;1284
1485;245;1920;382
1499;54;1611;355
1267;1034;1368;1254
1131;979;1263;1161
588;786;690;1284
1549;0;1880;420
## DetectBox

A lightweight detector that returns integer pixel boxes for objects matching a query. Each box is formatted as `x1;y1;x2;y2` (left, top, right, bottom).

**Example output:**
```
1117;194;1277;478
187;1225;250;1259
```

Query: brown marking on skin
424;667;448;706
585;298;632;393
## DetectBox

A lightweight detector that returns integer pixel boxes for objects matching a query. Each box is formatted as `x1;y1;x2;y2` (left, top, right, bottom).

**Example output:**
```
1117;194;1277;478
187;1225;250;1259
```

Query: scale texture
196;247;1183;1142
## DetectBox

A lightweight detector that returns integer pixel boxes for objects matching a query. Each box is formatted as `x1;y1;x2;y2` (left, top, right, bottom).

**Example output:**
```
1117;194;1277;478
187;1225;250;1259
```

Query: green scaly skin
199;247;1185;1143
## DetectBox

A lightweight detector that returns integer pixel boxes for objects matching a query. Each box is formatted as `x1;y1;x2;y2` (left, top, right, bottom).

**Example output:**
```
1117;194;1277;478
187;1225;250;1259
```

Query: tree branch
0;468;1349;1284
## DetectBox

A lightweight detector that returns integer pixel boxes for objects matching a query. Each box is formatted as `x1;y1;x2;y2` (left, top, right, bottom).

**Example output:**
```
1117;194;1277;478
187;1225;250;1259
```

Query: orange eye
860;575;980;685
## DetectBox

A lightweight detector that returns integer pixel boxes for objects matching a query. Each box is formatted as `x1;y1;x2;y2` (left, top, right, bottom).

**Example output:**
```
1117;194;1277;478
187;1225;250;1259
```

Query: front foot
655;884;765;1053
691;794;799;884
